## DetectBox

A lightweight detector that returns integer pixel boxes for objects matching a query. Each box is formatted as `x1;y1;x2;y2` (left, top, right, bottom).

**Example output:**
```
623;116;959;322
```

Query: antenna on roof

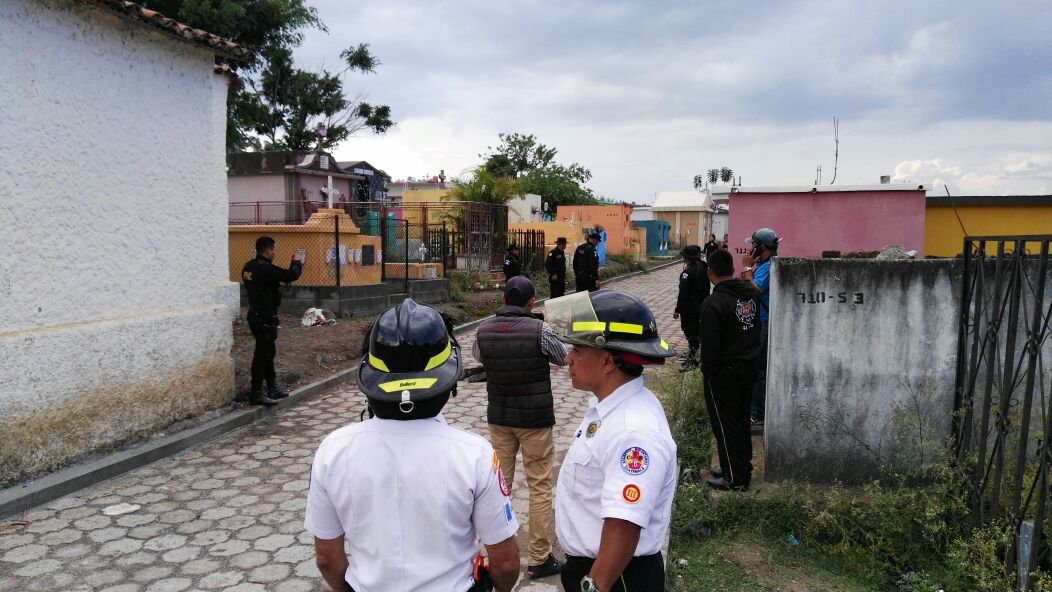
830;117;839;185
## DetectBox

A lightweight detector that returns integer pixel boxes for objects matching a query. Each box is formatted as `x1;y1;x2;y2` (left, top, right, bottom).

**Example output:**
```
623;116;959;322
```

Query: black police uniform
572;242;599;293
675;259;710;366
503;251;521;280
544;247;567;298
241;255;302;395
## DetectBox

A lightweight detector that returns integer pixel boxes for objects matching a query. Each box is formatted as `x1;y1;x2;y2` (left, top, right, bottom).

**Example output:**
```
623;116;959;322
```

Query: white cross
326;175;335;209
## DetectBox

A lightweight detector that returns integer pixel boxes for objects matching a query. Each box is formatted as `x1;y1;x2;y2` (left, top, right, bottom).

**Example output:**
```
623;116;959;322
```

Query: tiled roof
80;0;250;59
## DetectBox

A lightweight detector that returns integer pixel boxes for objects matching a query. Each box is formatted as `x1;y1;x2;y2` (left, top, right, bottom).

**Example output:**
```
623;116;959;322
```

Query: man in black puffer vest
474;276;567;581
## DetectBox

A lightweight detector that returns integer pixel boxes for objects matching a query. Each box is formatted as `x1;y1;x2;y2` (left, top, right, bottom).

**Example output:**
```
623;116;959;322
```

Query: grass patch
649;367;1022;592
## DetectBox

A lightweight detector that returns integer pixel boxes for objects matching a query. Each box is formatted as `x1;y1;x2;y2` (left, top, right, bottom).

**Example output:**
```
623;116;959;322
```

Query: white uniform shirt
555;377;678;558
304;414;519;592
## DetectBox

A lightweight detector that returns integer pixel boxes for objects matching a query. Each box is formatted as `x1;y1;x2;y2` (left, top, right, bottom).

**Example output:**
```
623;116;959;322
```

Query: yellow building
925;195;1052;257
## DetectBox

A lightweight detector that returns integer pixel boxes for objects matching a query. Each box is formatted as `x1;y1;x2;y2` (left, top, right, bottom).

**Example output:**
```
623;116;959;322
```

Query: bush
653;366;1019;591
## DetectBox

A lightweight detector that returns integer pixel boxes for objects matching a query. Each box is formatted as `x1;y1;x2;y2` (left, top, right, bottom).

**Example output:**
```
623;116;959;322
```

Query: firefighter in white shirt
545;290;678;592
304;298;521;592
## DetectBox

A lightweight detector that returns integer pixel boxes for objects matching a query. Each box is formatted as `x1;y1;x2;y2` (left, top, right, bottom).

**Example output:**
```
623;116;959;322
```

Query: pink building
726;184;930;259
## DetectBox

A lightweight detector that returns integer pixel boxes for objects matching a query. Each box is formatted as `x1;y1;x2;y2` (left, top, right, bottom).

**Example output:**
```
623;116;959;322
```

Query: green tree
720;166;734;183
445;168;523;206
481;133;598;207
141;0;392;151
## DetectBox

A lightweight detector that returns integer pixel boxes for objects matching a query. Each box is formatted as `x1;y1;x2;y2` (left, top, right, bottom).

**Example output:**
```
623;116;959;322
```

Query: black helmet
544;290;675;360
357;299;462;420
681;245;702;259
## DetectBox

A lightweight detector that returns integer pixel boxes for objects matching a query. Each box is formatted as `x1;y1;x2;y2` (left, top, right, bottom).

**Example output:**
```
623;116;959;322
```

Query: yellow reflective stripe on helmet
608;322;644;335
572;321;606;332
369;353;390;372
378;378;438;393
424;341;452;371
660;339;669;350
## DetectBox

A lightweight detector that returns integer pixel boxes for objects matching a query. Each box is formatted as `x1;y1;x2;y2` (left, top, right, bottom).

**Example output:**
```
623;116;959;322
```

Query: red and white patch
622;484;641;504
497;462;510;497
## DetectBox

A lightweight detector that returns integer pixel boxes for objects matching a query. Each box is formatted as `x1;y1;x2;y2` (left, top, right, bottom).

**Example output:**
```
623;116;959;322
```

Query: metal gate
953;235;1052;589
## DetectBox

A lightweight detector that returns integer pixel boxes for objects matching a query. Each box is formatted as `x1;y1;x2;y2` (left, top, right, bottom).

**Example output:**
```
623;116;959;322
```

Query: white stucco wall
0;0;238;481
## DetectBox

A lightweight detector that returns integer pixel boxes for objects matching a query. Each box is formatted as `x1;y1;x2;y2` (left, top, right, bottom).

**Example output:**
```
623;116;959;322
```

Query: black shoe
706;476;748;491
266;386;290;400
527;554;563;579
249;391;278;406
750;416;764;425
711;467;724;479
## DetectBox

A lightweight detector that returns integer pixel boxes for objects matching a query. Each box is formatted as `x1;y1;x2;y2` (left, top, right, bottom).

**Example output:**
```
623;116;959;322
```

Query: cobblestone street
0;265;690;592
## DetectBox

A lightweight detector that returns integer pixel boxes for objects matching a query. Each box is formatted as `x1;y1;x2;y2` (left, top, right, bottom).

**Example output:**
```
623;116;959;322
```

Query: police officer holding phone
241;236;302;406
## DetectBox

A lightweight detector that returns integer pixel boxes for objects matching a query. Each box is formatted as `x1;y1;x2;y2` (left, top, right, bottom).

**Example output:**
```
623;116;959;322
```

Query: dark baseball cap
556;237;567;244
588;232;602;241
504;276;536;306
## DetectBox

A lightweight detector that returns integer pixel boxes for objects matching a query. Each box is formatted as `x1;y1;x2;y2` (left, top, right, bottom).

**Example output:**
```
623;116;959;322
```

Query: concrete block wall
765;259;961;482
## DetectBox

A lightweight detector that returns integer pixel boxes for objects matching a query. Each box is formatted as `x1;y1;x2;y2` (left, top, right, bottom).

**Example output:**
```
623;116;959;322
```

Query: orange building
554;204;635;255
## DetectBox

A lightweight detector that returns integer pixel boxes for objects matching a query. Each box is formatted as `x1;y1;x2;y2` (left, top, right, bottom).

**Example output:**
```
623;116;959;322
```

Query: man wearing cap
741;227;779;425
545;237;569;298
306;299;521;592
547;290;678;592
241;236;302;406
504;245;522;281
673;245;710;370
474;276;568;580
573;233;602;293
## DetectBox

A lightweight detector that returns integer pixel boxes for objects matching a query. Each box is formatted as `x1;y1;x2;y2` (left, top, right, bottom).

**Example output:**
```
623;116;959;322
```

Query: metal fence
953;235;1052;590
229;199;509;275
229;213;452;294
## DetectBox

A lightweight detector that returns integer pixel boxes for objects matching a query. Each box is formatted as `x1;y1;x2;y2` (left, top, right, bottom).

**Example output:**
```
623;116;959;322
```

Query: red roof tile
80;0;250;60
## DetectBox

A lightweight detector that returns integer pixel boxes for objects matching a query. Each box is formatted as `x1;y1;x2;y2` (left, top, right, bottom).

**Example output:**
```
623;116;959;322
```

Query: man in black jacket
572;233;601;293
674;245;710;369
503;245;522;280
242;236;303;406
544;237;568;298
473;276;567;580
698;249;760;491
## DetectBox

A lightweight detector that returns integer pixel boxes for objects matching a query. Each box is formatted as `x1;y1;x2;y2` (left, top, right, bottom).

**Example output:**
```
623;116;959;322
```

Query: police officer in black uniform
544;237;568;298
241;236;303;406
503;245;522;281
573;233;601;293
673;245;710;369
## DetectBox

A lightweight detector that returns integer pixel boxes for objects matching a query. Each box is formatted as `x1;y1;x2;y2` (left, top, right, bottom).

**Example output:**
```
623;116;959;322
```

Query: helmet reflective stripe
571;321;644;335
609;322;643;335
423;341;452;371
369;353;390;372
660;339;669;350
378;377;438;392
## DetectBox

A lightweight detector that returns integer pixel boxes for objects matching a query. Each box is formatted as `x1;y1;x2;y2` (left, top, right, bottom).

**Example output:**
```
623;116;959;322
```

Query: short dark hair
255;236;275;252
708;249;734;277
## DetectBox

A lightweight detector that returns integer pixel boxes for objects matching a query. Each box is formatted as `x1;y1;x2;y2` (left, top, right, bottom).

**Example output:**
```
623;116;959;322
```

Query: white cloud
291;0;1052;199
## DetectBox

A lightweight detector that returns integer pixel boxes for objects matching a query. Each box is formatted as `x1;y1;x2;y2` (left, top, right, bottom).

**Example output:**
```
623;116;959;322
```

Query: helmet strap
399;390;415;414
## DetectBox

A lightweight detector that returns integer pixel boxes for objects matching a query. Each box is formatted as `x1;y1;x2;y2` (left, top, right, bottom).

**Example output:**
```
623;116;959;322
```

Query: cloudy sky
294;0;1052;202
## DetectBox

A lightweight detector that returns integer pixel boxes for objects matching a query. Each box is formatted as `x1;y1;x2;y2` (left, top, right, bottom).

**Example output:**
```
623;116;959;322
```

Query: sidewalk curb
0;261;681;520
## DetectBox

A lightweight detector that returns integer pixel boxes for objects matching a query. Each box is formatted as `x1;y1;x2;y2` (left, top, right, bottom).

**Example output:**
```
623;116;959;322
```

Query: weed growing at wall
652;367;1020;592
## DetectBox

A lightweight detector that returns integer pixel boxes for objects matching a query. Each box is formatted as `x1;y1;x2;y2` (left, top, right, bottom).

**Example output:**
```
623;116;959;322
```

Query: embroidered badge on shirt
620;447;649;475
497;462;510;497
622;484;641;504
736;298;756;329
586;420;601;438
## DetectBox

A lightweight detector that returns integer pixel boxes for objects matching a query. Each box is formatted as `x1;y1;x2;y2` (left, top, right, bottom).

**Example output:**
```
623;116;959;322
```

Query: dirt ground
231;290;504;397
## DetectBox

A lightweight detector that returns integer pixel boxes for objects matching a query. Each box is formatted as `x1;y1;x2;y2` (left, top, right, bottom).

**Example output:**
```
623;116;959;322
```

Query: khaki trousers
488;424;555;565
